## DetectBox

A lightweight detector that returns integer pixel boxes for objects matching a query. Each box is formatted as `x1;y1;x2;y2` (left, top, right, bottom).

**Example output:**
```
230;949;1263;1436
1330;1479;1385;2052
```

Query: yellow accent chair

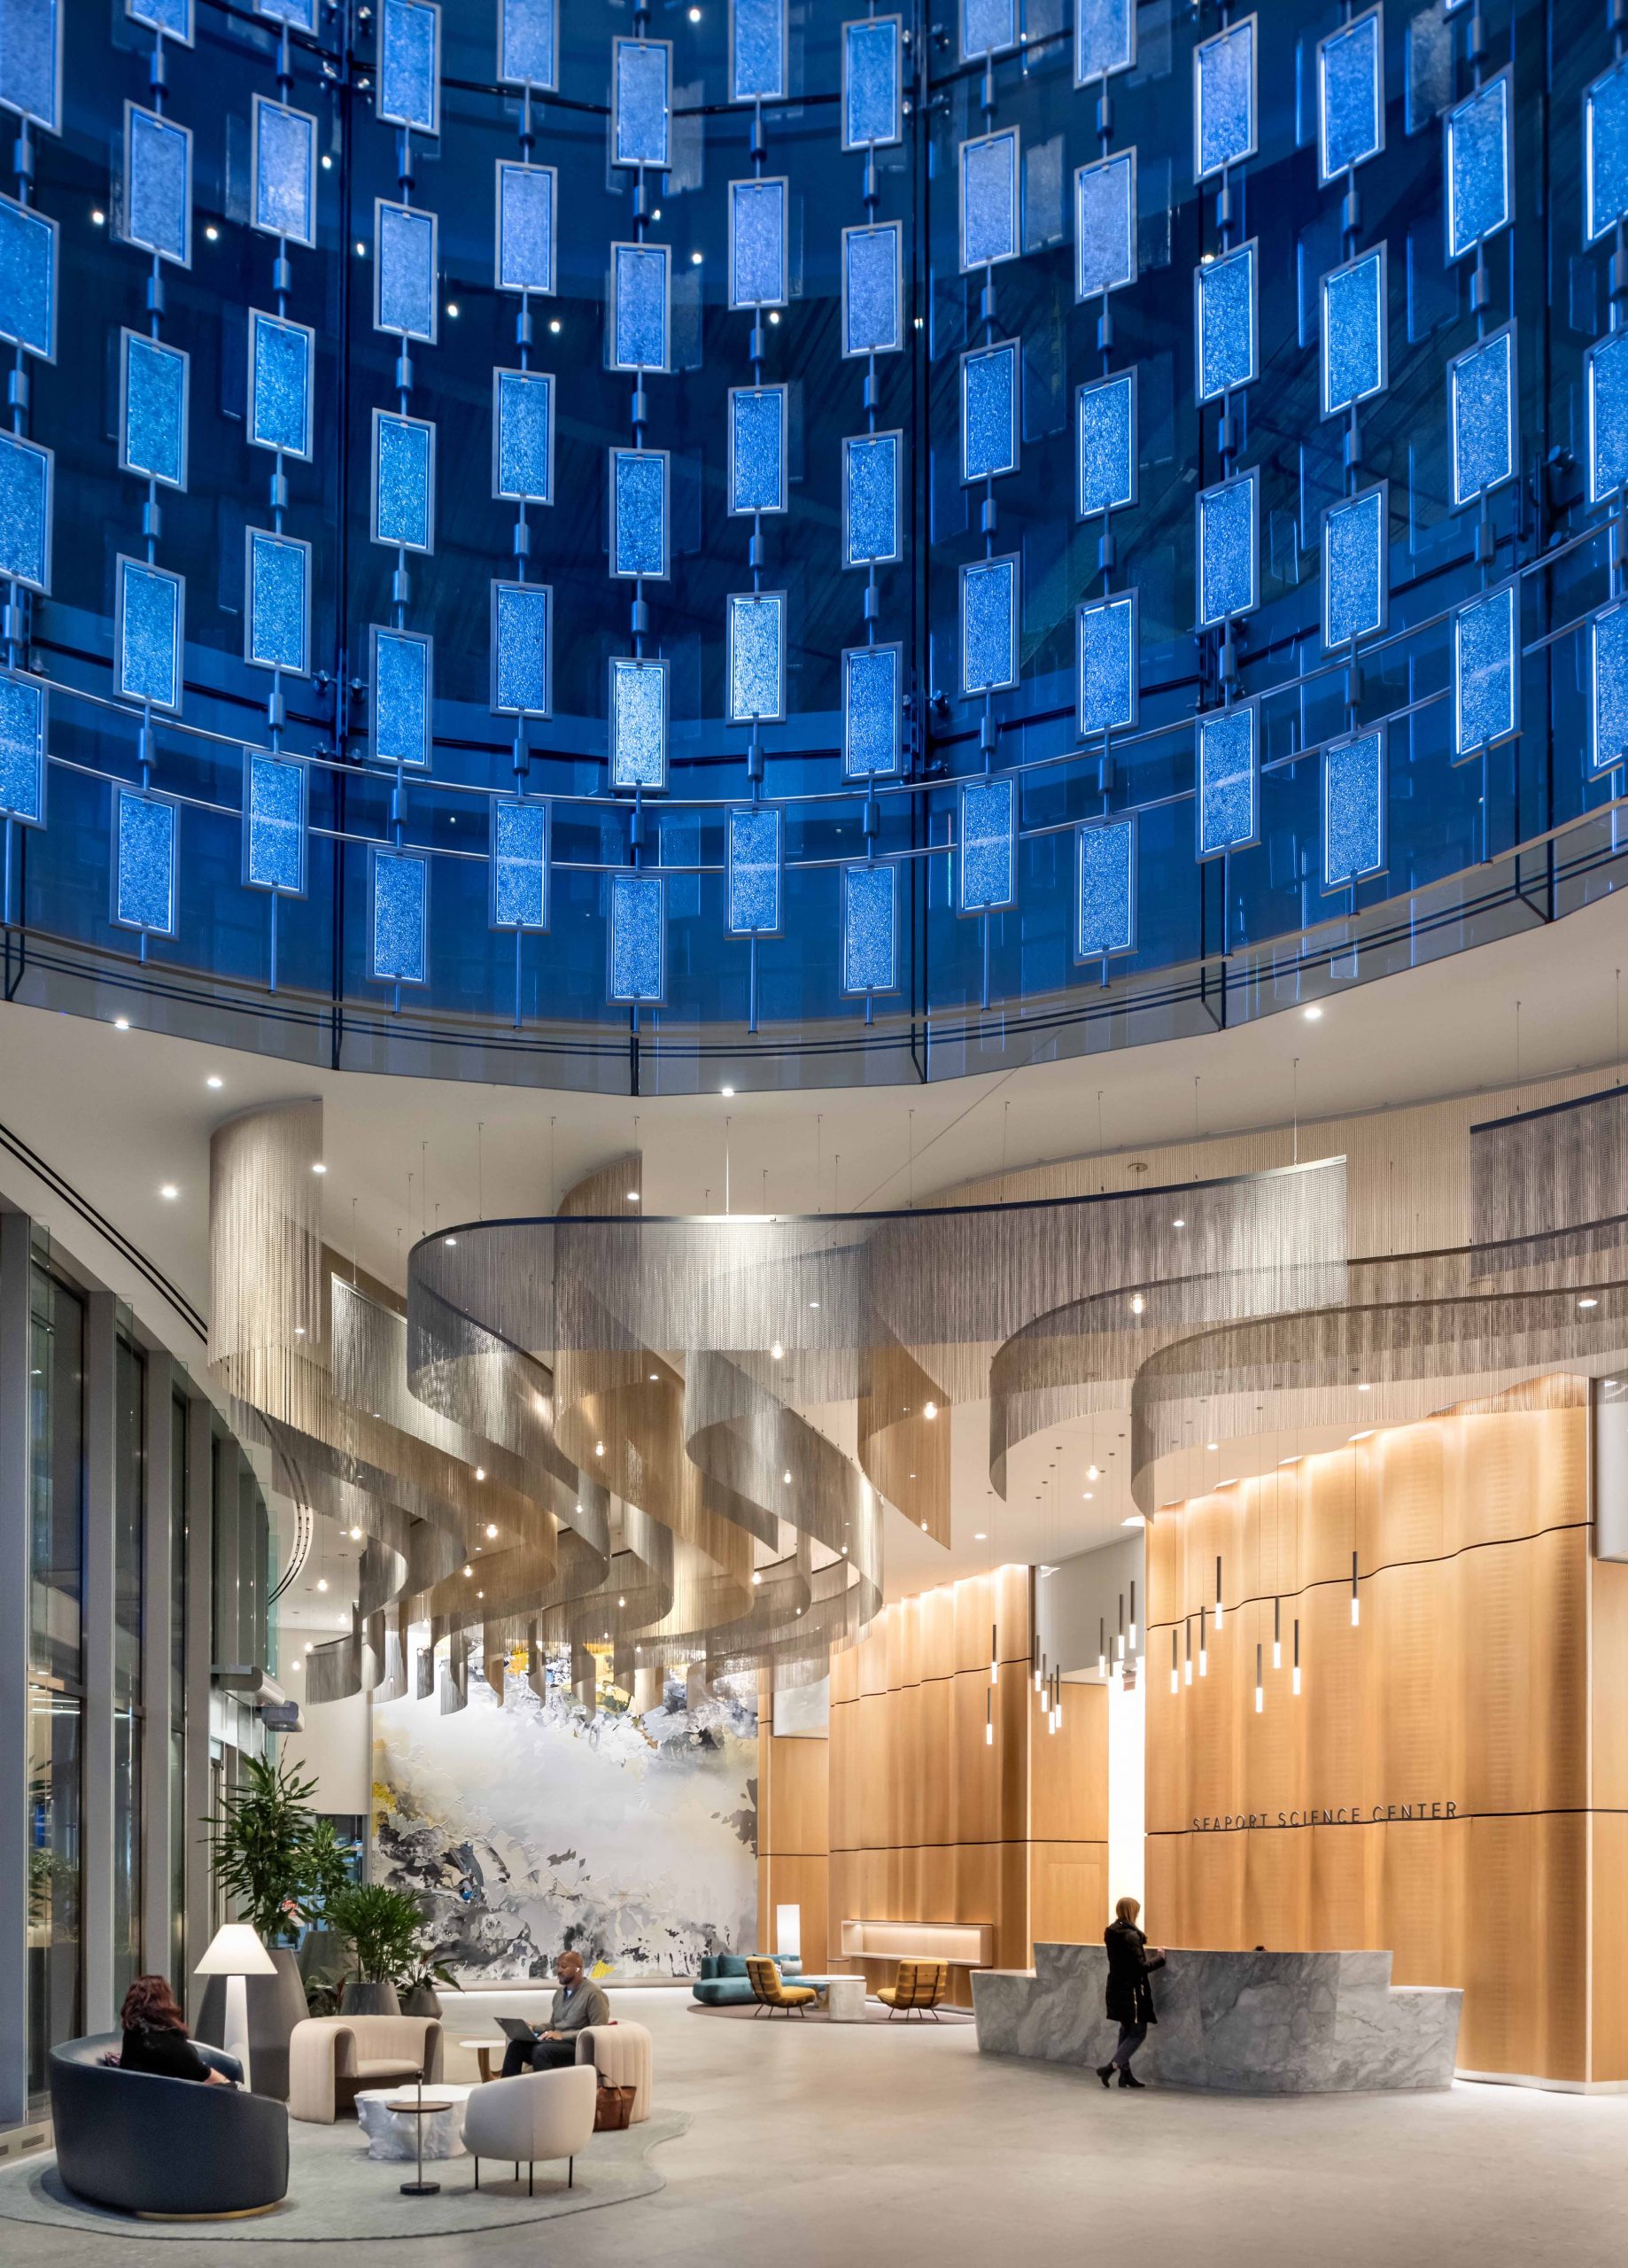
745;1958;819;2016
876;1960;949;2021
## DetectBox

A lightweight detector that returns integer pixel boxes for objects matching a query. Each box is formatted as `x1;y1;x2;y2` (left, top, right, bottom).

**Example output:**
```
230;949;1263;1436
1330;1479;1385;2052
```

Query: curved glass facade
0;0;1620;1090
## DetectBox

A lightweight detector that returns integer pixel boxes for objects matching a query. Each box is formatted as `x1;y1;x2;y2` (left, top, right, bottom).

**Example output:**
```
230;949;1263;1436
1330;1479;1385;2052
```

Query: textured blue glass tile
843;16;899;149
961;555;1018;693
843;223;901;356
1446;72;1509;259
246;530;308;674
614;37;671;170
1074;151;1135;300
1197;473;1257;625
1591;602;1628;777
128;0;191;35
127;105;190;264
0;193;52;359
249;310;311;458
609;870;664;1003
499;0;555;89
1322;484;1385;649
115;788;176;933
1075;817;1135;956
959;774;1015;913
244;751;305;893
1322;247;1385;416
0;430;48;590
0;0;59;133
961;0;1014;60
372;627;432;765
611;242;669;369
1196;17;1255;179
733;0;784;103
0;670;43;824
1076;369;1135;515
376;201;437;339
1588;60;1628;244
373;412;434;552
1454;583;1518;755
609;656;667;786
378;0;438;133
730;177;786;307
729;385;786;513
1077;592;1136;736
1076;0;1134;83
370;850;429;984
962;129;1019;271
1319;9;1382;182
844;431;899;567
492;580;550;716
1589;329;1628;506
493;368;553;501
1322;728;1384;889
491;797;547;929
122;331;186;486
611;448;669;579
727;804;781;935
253;97;314;245
841;860;896;991
729;592;784;720
844;642;900;777
254;0;314;27
1197;703;1257;857
497;161;554;295
117;560;182;708
1448;325;1514;507
1196;241;1256;400
961;342;1017;482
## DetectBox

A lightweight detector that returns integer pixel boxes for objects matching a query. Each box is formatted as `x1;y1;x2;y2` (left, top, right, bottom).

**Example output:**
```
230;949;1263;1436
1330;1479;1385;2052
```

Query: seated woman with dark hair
120;1974;235;2086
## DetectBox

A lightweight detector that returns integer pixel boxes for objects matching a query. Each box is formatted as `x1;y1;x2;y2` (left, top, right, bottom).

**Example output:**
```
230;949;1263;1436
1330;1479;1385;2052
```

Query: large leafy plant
328;1882;427;1986
203;1754;324;1945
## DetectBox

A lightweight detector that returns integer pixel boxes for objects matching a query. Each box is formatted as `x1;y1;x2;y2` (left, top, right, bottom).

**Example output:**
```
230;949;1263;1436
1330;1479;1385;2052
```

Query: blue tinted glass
962;0;1014;60
962;556;1017;693
1196;240;1256;400
1322;249;1384;416
1589;330;1628;506
730;386;785;512
1077;0;1134;83
378;0;438;133
733;0;784;103
729;593;783;720
959;774;1015;913
371;850;428;983
962;130;1019;270
373;630;431;765
0;671;43;824
1588;60;1628;244
1196;18;1254;179
128;106;189;264
118;561;182;707
843;224;900;355
1076;818;1135;956
731;178;786;307
1078;594;1136;735
374;414;433;551
612;449;668;579
844;16;899;148
115;788;176;932
244;753;304;893
1319;12;1381;182
492;798;547;929
250;312;310;458
842;860;897;990
610;656;667;786
498;163;554;294
500;0;555;89
844;643;900;777
376;202;436;338
1197;704;1257;856
1197;475;1256;625
1454;585;1517;755
0;0;59;133
1323;729;1384;888
0;431;48;589
1323;485;1385;649
254;99;314;245
962;343;1017;482
494;369;552;503
128;0;190;35
615;38;671;170
1075;151;1135;300
492;582;550;716
1449;328;1513;506
246;531;307;673
1076;370;1135;515
727;805;782;935
844;432;899;567
1591;603;1628;778
256;0;316;25
1446;74;1509;258
612;243;669;369
0;194;52;358
609;871;665;1002
124;332;186;485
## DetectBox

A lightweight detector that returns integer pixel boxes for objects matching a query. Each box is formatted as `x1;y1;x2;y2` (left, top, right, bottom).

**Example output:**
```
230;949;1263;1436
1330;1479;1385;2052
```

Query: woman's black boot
1118;2068;1146;2089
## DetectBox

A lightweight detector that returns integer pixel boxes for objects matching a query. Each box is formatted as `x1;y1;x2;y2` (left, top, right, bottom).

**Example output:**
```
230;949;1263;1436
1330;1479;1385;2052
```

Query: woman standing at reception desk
1098;1899;1165;2092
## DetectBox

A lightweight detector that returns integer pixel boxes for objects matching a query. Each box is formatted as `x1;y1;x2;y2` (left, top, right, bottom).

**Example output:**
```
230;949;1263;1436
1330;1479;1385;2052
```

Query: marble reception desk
973;1943;1461;2093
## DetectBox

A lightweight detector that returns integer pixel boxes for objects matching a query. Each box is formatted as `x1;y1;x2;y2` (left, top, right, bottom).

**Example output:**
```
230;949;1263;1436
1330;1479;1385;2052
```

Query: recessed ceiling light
595;1441;605;1456
1206;1441;1218;1451
721;1084;735;1097
627;1190;640;1200
549;318;561;333
294;1325;306;1337
689;249;702;265
1357;1382;1372;1393
113;1016;129;1030
304;1642;313;1652
159;1184;178;1200
312;1162;326;1175
463;1564;473;1578
771;1341;784;1359
1303;1005;1323;1021
206;1075;223;1089
1579;1296;1600;1310
485;1522;498;1540
1082;1491;1094;1500
316;1577;328;1592
446;300;460;316
919;1519;927;1530
973;1531;987;1540
350;1526;362;1540
475;1465;486;1480
205;223;219;241
809;1300;819;1309
648;1371;658;1382
923;1401;938;1419
91;208;105;225
782;1469;792;1484
1087;1463;1100;1480
1172;1217;1186;1228
1130;1294;1145;1315
1121;1515;1145;1528
752;1571;762;1585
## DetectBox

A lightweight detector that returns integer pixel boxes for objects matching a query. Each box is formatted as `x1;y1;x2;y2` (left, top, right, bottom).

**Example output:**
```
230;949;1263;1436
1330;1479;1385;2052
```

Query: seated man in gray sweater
499;1951;611;2076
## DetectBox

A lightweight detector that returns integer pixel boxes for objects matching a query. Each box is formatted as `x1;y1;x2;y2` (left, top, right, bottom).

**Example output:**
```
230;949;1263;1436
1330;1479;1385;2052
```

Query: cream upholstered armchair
574;2020;653;2122
288;2014;444;2124
461;2063;597;2194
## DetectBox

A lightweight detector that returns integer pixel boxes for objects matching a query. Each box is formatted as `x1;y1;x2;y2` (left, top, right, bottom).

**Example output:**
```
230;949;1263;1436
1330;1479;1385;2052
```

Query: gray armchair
49;2034;289;2218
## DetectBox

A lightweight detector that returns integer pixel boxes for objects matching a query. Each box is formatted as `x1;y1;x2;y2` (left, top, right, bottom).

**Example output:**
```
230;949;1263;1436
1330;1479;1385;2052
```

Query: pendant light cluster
1166;1543;1371;1713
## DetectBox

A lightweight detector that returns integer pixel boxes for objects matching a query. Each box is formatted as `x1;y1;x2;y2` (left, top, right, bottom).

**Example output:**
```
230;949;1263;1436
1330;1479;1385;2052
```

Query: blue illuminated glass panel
1321;245;1386;416
114;788;177;935
729;385;787;513
1196;239;1257;400
1454;583;1519;757
1075;817;1136;958
611;448;669;580
245;529;309;676
732;0;785;103
248;310;312;460
1587;59;1628;244
1076;0;1134;85
375;201;437;340
492;581;551;717
844;641;902;778
842;223;902;356
729;592;785;722
609;656;668;787
611;242;670;370
493;369;554;503
252;97;315;246
843;431;901;569
843;15;901;151
120;330;186;487
1195;16;1256;180
1591;602;1628;779
371;625;432;766
1197;471;1258;627
499;0;556;89
1318;8;1382;183
841;861;897;993
1076;369;1136;516
961;555;1018;695
958;774;1016;914
370;849;429;985
128;0;191;35
490;797;548;931
0;670;44;826
1448;324;1515;508
377;0;439;135
0;193;53;359
116;557;182;709
0;430;50;590
125;104;190;266
961;129;1019;272
961;342;1018;483
1074;151;1136;301
961;0;1014;61
614;38;671;171
1446;71;1510;260
727;804;782;936
1077;592;1137;737
609;871;665;1004
1322;484;1386;650
730;177;787;308
1197;703;1259;858
372;410;435;553
496;161;554;295
1589;329;1628;506
0;0;61;134
256;0;316;25
1323;728;1385;889
244;751;305;895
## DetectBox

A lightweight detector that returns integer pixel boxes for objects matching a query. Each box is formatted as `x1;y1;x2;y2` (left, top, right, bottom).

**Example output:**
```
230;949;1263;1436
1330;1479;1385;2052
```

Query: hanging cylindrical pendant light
1098;1617;1107;1679
985;1688;993;1746
1184;1616;1193;1685
1255;1642;1264;1714
990;1620;999;1688
1213;1554;1224;1630
1273;1594;1282;1671
1199;1602;1208;1677
1033;1637;1043;1696
1129;1579;1138;1653
1350;1549;1361;1627
1055;1666;1064;1733
1116;1592;1126;1666
1170;1628;1179;1694
1293;1617;1302;1696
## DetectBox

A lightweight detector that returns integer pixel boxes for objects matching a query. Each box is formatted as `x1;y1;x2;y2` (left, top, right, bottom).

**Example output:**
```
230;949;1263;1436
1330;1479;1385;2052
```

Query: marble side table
823;1975;868;2023
356;2083;471;2162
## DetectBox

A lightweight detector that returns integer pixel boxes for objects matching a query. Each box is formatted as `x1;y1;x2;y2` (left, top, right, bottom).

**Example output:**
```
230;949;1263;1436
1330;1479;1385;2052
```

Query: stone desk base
973;1945;1461;2093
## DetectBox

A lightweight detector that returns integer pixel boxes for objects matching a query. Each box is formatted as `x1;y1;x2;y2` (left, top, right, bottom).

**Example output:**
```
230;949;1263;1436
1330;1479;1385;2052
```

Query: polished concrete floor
13;1987;1628;2265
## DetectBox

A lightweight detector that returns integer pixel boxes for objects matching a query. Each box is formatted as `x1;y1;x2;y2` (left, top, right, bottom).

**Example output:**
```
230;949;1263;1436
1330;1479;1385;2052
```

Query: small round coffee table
461;2039;501;2083
356;2083;471;2195
823;1975;868;2023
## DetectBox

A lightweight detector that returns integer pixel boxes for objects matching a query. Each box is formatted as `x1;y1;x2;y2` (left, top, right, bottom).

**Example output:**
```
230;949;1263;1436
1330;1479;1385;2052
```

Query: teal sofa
692;1953;837;2008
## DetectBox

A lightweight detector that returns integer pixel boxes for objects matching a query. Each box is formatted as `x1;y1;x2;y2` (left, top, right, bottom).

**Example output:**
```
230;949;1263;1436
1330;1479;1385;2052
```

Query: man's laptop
496;2017;545;2044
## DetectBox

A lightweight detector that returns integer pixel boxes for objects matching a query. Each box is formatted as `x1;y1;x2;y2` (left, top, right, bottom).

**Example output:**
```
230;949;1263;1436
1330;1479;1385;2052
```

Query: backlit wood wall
1147;1376;1628;2085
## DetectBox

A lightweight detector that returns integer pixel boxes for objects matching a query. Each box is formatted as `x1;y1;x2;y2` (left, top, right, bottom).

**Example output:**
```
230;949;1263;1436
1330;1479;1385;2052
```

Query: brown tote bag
593;2078;637;2132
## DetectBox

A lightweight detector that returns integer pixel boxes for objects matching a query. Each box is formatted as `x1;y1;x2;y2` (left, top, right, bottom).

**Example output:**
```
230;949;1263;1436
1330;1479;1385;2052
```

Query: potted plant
296;1816;358;1993
199;1755;324;2100
400;1947;460;2020
328;1883;425;2016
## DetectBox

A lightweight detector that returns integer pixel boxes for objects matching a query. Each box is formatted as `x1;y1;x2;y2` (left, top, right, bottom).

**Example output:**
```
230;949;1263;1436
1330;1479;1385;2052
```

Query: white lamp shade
195;1922;278;1977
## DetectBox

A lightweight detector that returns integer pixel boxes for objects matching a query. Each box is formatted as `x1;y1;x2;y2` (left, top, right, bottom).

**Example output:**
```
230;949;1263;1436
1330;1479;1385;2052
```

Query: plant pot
400;1984;441;2019
194;1943;307;2101
339;1978;401;2017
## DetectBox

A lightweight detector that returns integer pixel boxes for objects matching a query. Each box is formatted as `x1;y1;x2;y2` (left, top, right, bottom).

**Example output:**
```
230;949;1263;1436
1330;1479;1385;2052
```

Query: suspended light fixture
1032;1636;1042;1695
1293;1617;1302;1697
1171;1628;1179;1694
1184;1617;1193;1686
1351;1550;1361;1627
1098;1618;1107;1680
1199;1604;1208;1677
1213;1555;1224;1630
1272;1596;1282;1671
1128;1580;1138;1654
1115;1594;1126;1666
985;1689;993;1746
990;1621;999;1688
1255;1643;1264;1714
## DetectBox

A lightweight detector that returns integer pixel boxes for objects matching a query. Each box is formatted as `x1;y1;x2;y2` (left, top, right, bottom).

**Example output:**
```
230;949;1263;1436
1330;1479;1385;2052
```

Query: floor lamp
196;1924;278;2091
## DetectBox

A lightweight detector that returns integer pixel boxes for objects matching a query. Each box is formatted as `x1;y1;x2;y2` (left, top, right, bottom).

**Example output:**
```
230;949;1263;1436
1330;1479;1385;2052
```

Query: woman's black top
120;2023;213;2082
1104;1919;1159;2028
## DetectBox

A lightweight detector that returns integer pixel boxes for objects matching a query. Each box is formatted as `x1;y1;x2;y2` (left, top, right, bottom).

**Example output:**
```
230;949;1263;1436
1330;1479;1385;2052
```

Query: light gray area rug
0;2113;688;2242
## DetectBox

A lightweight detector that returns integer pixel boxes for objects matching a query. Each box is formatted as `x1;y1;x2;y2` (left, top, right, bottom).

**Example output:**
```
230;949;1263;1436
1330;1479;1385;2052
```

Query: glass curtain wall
112;1332;144;2016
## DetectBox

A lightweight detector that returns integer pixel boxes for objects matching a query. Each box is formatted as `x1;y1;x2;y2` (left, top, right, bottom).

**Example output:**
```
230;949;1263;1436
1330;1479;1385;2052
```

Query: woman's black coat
1104;1918;1159;2027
